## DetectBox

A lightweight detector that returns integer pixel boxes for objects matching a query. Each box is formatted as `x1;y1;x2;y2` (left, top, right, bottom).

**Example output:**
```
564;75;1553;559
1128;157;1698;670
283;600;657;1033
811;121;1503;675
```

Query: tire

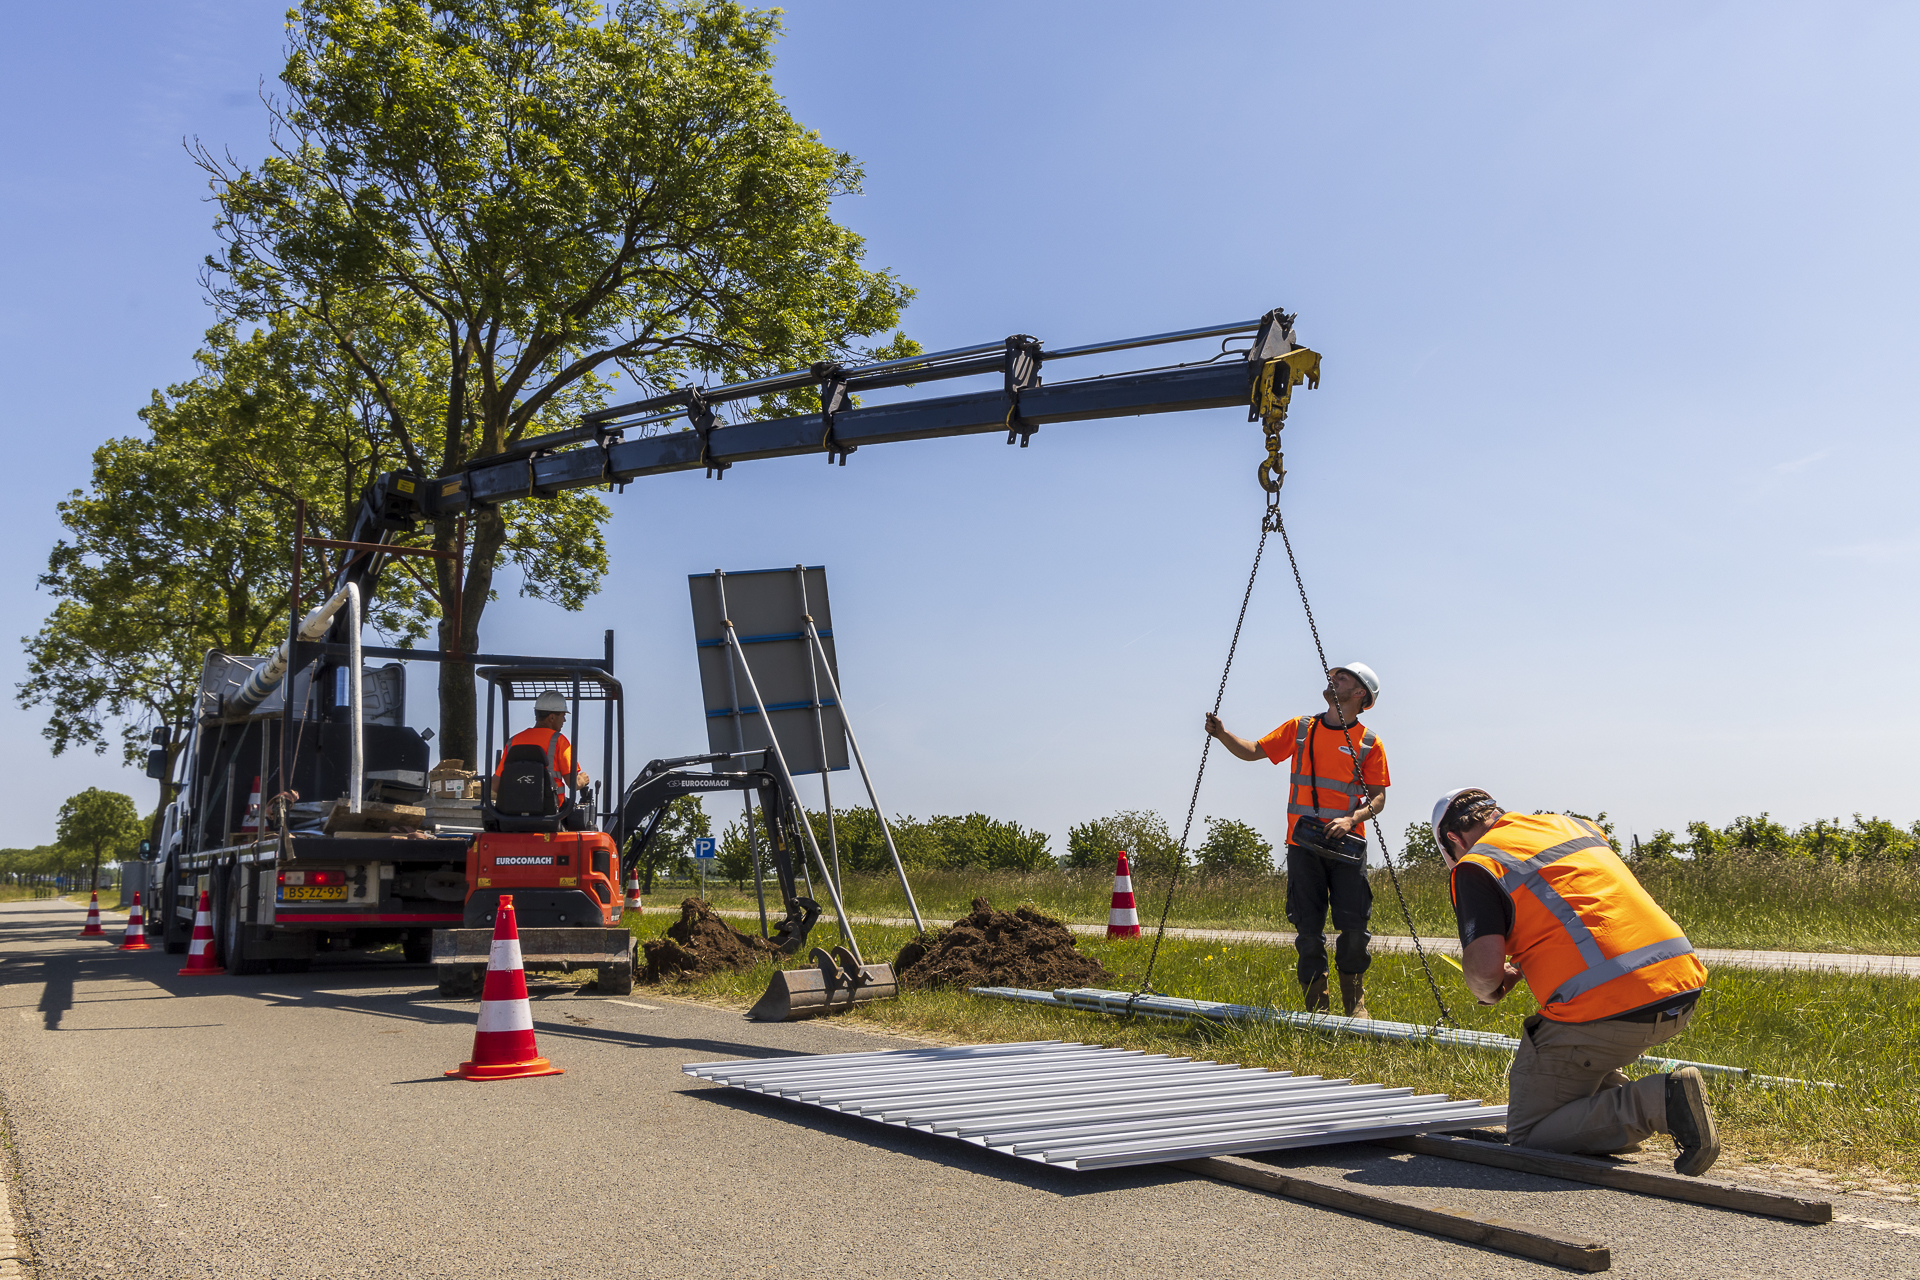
437;965;483;1000
596;965;634;995
401;931;433;965
216;867;269;976
160;863;190;954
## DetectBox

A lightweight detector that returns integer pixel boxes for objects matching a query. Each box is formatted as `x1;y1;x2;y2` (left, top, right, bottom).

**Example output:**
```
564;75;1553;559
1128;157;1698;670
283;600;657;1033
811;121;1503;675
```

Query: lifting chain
1135;347;1456;1029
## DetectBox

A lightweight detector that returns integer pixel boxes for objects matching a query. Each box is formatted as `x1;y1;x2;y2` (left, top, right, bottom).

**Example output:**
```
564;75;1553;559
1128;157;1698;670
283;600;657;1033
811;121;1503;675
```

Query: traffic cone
177;889;225;976
446;895;563;1081
118;892;151;951
623;875;642;912
1106;850;1141;937
77;891;106;938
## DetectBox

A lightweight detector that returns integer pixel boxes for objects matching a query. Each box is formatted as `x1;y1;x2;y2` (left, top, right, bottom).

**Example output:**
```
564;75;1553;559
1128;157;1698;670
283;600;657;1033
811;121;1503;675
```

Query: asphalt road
2;898;1915;1280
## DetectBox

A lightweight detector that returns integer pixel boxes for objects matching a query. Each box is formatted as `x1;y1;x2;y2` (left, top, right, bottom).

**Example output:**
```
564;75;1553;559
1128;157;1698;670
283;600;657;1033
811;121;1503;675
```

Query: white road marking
1835;1213;1920;1236
604;1000;660;1011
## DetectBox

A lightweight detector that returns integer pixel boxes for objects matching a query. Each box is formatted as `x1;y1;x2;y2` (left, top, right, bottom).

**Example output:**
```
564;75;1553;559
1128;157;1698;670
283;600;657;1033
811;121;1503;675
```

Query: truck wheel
216;868;269;976
401;931;433;965
160;863;190;954
596;965;634;995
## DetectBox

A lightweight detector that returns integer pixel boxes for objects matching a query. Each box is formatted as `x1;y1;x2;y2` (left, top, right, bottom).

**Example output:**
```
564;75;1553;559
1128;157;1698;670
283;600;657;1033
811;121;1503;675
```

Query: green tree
1196;817;1274;875
629;794;711;893
1632;829;1682;863
55;789;145;895
198;0;914;767
1398;819;1444;868
1066;810;1183;877
19;318;605;821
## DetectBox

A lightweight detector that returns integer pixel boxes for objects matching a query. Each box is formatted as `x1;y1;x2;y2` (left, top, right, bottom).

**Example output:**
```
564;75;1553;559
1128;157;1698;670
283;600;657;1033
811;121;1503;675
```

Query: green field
679;856;1920;954
627;904;1920;1183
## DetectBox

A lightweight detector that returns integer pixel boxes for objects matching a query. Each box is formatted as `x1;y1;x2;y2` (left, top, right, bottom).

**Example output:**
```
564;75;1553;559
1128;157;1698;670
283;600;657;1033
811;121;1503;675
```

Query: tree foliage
55;788;145;889
18;318;606;780
1066;809;1184;877
1195;816;1274;875
629;794;711;893
196;0;914;764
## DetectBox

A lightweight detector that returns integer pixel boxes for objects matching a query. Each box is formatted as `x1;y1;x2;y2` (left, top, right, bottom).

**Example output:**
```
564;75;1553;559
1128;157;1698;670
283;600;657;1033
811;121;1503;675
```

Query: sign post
693;836;717;898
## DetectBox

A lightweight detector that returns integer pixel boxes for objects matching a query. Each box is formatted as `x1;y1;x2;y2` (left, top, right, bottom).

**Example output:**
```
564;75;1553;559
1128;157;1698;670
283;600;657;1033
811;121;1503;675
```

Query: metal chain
1271;508;1456;1028
1133;515;1273;1001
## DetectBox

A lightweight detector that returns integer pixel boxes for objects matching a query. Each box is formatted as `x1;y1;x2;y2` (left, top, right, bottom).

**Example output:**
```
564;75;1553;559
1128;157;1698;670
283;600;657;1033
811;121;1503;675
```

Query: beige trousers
1503;1007;1693;1153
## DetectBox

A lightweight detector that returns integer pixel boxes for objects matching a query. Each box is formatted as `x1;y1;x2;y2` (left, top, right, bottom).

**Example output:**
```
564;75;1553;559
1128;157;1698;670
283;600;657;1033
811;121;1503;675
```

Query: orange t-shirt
497;726;575;791
1257;715;1390;845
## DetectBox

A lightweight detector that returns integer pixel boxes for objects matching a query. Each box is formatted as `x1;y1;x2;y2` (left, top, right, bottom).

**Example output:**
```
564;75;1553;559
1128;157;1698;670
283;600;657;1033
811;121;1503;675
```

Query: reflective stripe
1288;775;1368;798
1468;842;1610;972
1468;833;1694;1008
1546;936;1698;1006
1288;801;1349;817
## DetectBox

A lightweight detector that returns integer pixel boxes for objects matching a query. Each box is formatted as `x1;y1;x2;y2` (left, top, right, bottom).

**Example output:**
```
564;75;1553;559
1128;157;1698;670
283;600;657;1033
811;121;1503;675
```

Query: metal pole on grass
722;619;862;964
801;616;924;933
794;566;841;896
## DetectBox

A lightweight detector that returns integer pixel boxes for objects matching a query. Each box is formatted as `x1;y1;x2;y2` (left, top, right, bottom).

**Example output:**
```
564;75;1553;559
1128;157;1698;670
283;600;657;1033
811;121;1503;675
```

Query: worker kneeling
1432;788;1720;1176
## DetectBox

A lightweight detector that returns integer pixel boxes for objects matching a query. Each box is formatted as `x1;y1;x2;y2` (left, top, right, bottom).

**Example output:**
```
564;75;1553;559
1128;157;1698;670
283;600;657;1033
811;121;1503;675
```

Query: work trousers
1504;1006;1693;1153
1284;844;1372;987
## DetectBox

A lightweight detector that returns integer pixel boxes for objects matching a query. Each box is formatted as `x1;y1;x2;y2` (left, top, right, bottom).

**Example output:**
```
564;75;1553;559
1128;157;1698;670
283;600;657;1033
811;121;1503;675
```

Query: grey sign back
688;566;849;776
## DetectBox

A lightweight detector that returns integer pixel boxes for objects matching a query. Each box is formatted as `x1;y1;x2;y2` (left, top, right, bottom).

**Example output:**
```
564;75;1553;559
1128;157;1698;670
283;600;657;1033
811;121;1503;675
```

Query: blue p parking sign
693;837;717;860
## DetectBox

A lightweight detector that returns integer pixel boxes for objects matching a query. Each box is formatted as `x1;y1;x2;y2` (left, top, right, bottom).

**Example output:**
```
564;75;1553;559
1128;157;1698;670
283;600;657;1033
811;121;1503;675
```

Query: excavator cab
465;664;625;931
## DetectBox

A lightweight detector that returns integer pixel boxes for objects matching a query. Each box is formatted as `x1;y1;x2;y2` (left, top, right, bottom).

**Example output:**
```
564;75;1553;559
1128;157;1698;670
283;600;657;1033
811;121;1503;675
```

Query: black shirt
1452;862;1513;949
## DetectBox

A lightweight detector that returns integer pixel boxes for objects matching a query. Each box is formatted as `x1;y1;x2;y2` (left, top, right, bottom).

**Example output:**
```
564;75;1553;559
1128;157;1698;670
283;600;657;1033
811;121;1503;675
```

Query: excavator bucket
748;946;898;1022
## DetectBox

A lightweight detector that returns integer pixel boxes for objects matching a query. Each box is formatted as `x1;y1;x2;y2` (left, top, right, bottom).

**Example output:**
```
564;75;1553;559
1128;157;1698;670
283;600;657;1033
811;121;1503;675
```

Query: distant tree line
1395;810;1920;869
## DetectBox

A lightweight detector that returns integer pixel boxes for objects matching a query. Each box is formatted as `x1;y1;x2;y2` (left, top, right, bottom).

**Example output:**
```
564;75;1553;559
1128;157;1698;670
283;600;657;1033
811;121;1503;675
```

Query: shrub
1398;820;1444;868
1196;817;1274;874
1066;809;1184;877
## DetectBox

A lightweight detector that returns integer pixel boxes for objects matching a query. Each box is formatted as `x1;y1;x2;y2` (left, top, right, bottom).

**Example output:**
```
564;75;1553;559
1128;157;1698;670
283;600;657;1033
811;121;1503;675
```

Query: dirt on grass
640;897;781;983
892;897;1117;992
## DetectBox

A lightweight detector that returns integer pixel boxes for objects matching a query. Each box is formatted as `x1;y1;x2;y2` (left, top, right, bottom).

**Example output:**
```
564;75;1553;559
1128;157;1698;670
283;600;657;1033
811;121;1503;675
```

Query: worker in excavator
1205;662;1388;1019
1431;787;1719;1175
498;690;591;824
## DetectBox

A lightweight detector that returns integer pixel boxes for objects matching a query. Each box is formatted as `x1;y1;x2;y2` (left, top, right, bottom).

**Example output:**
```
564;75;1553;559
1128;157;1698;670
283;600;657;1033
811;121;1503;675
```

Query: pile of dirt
892;898;1117;992
640;898;780;983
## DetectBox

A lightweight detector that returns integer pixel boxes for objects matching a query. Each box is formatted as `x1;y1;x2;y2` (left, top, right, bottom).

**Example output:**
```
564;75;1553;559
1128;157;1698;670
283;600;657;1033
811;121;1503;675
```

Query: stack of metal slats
683;1040;1503;1171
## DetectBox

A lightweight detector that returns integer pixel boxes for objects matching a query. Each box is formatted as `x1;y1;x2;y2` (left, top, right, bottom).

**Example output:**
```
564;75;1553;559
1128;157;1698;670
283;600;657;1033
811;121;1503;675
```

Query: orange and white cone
623;875;642;912
1106;850;1141;937
446;895;562;1081
177;889;225;976
118;892;152;951
77;891;106;938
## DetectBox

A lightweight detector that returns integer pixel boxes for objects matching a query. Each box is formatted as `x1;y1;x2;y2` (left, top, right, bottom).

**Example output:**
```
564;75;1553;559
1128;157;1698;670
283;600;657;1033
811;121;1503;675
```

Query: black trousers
1284;843;1373;986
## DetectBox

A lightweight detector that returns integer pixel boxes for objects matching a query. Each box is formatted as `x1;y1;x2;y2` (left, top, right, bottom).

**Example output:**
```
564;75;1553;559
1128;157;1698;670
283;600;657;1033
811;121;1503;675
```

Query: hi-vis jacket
1257;715;1388;845
1450;812;1707;1023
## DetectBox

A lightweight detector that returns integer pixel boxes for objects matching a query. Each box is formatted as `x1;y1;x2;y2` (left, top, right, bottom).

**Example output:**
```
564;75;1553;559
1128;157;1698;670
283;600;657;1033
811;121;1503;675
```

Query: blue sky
2;2;1915;856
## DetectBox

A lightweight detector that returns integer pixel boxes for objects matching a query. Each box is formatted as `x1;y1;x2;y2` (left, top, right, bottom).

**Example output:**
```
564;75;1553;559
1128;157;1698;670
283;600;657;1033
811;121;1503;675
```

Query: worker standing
1431;788;1719;1175
1205;663;1388;1018
497;691;591;823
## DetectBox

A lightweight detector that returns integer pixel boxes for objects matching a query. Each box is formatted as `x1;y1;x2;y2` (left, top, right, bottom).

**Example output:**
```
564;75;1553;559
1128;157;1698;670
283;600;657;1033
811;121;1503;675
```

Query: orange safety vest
497;727;575;799
1451;812;1707;1023
1282;715;1380;844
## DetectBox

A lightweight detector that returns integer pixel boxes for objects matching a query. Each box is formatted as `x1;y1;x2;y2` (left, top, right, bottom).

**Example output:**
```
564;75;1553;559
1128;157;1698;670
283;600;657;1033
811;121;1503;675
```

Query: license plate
280;886;348;901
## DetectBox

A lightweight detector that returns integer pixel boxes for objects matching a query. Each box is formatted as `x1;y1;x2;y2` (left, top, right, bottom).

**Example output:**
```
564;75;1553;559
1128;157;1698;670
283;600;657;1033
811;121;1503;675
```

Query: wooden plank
1173;1154;1611;1273
1374;1134;1832;1223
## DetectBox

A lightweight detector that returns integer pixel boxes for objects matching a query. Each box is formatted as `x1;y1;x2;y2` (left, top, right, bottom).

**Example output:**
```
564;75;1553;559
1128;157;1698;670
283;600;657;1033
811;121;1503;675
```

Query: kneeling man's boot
1301;973;1330;1013
1338;972;1371;1020
1666;1067;1720;1176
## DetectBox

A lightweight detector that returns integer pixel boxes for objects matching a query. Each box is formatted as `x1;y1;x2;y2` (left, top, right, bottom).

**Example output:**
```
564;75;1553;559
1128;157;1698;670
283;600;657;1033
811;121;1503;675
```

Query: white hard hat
533;690;568;715
1331;661;1380;708
1431;788;1475;854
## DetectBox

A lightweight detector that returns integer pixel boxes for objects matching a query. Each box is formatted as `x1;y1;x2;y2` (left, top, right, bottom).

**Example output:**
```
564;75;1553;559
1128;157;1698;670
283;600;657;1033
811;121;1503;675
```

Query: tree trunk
88;845;101;899
434;507;508;768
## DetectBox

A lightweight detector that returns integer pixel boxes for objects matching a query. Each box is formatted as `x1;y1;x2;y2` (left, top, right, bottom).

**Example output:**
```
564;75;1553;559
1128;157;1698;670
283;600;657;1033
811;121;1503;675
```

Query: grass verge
677;858;1920;954
628;902;1920;1182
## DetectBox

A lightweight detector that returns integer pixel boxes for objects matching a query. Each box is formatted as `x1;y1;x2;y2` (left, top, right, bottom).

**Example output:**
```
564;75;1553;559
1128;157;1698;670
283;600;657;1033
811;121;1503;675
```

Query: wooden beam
1173;1154;1611;1273
1373;1134;1833;1223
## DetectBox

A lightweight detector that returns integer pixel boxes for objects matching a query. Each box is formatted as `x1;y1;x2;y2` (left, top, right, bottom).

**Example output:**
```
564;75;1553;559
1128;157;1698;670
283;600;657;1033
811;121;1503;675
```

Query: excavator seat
483;743;571;834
